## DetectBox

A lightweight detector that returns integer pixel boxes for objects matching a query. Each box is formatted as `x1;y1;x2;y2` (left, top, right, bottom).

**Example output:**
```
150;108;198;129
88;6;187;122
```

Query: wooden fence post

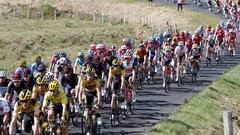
123;17;126;24
41;11;44;20
27;7;30;20
101;14;104;23
93;13;96;22
223;111;233;135
54;10;57;20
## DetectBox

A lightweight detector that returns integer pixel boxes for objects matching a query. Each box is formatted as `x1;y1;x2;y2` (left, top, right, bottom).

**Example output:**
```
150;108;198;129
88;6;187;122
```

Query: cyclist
49;51;60;73
206;35;215;61
135;43;147;65
5;72;28;105
42;81;68;135
122;37;132;49
106;59;125;117
161;46;174;87
174;41;188;81
189;44;202;77
22;67;35;91
74;51;85;74
122;50;137;102
15;60;32;77
94;44;105;64
9;89;40;135
88;44;97;54
94;56;105;81
60;66;78;98
45;72;55;84
32;76;48;107
79;67;102;126
205;24;212;38
192;31;203;48
59;52;71;65
0;97;10;132
226;29;237;55
119;45;128;61
34;64;47;79
0;70;11;87
56;57;68;80
31;55;46;75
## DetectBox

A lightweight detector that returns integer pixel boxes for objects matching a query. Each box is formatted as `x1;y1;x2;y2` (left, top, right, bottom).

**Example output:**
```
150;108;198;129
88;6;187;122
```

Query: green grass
147;65;240;135
0;17;155;71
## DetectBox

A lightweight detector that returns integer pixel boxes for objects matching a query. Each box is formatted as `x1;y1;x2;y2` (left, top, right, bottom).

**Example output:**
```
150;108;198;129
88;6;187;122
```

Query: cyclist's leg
111;80;121;109
22;113;33;133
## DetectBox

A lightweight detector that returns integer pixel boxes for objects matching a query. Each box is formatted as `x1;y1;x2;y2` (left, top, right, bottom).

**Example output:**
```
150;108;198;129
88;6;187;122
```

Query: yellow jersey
42;90;68;108
32;85;49;98
81;78;100;92
13;100;40;117
110;67;125;81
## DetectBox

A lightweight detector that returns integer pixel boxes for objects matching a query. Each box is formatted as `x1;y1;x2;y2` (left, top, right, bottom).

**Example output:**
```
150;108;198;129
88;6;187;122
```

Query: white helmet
178;41;184;46
163;31;169;37
96;44;104;49
208;35;213;40
45;72;54;83
192;44;198;49
229;29;234;33
0;70;7;78
59;57;67;65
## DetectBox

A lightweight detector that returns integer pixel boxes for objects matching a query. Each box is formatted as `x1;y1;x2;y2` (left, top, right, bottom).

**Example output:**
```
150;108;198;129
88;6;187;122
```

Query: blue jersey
75;58;85;67
31;61;46;74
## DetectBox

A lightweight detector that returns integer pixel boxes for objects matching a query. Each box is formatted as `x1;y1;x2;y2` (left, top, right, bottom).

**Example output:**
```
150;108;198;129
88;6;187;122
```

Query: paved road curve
69;0;240;134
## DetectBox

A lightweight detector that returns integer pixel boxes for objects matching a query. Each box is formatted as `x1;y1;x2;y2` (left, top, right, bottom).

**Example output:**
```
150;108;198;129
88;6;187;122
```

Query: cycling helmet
96;44;104;49
122;38;129;43
59;57;67;65
19;60;26;67
38;64;46;72
36;76;47;85
45;72;54;83
229;29;234;33
112;59;121;66
178;41;184;46
48;81;59;91
64;65;73;74
53;51;61;57
192;44;198;49
78;51;84;57
163;31;169;37
60;52;67;57
81;66;87;73
90;44;96;50
12;72;22;80
111;46;116;50
207;24;211;28
208;35;214;40
19;89;32;101
140;43;145;47
180;32;185;37
88;51;94;58
0;70;7;78
172;37;178;43
165;46;172;51
86;66;95;75
125;49;132;57
121;45;127;50
23;68;31;77
34;55;41;62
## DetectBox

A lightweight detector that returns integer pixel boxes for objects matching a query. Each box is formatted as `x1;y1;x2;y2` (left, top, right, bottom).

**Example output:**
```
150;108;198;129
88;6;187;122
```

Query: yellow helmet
35;55;41;62
48;81;59;91
19;89;32;101
86;66;95;75
36;76;47;85
112;59;121;66
19;59;26;67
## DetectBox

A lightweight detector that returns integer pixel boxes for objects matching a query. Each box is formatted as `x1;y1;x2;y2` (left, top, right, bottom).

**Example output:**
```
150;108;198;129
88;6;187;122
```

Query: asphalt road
69;0;239;134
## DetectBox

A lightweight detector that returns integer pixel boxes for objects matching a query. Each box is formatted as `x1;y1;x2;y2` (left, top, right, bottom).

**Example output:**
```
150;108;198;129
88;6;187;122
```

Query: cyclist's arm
9;103;19;134
120;71;125;89
33;102;40;135
132;68;136;82
41;94;49;113
79;81;84;103
61;95;68;119
74;59;78;74
96;81;101;106
106;69;113;88
31;86;38;99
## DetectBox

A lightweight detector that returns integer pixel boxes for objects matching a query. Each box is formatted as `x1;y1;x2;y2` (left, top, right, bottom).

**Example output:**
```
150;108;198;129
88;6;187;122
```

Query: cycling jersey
227;32;236;40
174;46;188;57
75;58;85;67
0;79;11;87
109;66;125;81
0;98;10;115
7;80;28;96
122;60;135;77
135;48;147;58
31;61;46;74
81;78;100;93
42;90;68;108
13;99;40;117
32;85;48;97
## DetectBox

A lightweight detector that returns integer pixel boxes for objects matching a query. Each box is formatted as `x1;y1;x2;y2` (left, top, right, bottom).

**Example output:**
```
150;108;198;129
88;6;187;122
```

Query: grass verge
147;65;240;135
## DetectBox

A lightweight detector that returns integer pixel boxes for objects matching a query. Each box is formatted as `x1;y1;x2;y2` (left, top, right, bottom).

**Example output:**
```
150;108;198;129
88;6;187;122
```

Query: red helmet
23;68;31;77
172;37;178;43
12;72;22;80
121;45;127;50
180;32;185;37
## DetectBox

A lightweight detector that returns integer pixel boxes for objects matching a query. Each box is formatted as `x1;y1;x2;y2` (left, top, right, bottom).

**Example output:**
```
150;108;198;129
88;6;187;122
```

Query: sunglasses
0;77;5;79
13;80;21;84
21;100;29;103
49;90;57;93
37;84;46;87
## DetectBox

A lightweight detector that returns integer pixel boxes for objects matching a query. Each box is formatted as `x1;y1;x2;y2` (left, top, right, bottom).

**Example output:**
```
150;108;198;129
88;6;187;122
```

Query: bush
40;4;55;16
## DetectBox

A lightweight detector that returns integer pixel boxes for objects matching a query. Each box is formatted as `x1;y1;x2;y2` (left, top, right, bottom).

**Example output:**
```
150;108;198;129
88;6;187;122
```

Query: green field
147;65;240;135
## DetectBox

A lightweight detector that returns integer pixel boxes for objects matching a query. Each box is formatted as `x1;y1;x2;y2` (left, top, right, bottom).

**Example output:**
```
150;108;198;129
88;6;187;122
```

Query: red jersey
135;48;147;58
227;32;237;40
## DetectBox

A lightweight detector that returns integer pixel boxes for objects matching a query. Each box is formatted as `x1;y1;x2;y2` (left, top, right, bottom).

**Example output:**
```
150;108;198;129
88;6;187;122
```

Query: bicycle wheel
110;100;117;127
128;101;134;114
165;75;169;93
72;112;81;127
81;109;87;135
104;90;112;104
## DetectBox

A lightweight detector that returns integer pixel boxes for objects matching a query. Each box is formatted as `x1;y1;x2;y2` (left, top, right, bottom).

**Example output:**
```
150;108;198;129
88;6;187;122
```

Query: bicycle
205;46;214;67
190;59;199;83
136;64;145;89
81;105;101;135
163;64;171;93
122;80;135;117
228;39;235;58
147;61;156;84
41;113;62;135
68;97;82;127
110;90;124;127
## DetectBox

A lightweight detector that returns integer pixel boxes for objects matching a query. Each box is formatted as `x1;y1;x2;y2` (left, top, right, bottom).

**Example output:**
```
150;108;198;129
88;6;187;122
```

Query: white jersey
0;98;10;115
122;60;134;76
174;46;187;56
